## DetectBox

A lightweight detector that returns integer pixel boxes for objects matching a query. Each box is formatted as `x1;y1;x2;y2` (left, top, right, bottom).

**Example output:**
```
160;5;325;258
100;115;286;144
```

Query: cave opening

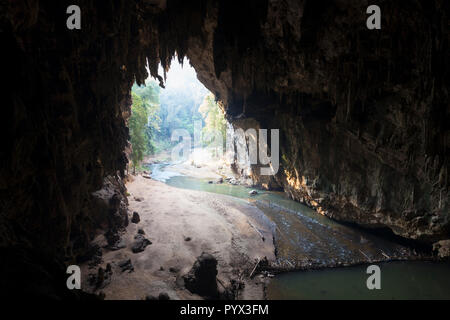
128;57;230;177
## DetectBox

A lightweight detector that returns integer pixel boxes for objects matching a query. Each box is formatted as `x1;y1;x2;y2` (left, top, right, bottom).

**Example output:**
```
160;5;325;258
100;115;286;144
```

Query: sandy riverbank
81;175;275;300
144;148;240;182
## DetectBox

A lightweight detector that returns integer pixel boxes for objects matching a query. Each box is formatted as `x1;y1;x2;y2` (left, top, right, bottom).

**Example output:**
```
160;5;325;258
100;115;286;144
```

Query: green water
164;174;416;269
266;261;450;300
151;164;450;300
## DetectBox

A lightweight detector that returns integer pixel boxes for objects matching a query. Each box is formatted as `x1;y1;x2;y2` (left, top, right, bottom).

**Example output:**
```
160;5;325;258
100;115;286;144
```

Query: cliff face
1;0;448;297
1;1;140;297
181;0;450;243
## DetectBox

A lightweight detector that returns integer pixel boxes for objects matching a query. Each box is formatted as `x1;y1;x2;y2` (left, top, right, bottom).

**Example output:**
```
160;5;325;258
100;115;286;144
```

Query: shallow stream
149;163;450;299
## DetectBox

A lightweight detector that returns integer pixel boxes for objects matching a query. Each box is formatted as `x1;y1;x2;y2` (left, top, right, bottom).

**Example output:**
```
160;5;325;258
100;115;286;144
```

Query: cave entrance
129;57;228;176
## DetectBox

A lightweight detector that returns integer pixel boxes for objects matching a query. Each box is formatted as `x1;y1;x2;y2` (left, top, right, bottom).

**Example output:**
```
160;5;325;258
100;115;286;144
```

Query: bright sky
158;58;200;90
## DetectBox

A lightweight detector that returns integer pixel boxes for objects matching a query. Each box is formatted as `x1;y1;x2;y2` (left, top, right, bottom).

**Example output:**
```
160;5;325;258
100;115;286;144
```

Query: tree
198;93;227;156
129;92;149;174
130;81;161;158
141;82;161;154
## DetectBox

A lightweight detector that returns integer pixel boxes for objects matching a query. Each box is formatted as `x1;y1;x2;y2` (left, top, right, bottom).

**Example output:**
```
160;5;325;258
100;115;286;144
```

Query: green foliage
129;61;227;164
198;93;227;155
129;82;161;173
129;93;148;173
156;78;206;146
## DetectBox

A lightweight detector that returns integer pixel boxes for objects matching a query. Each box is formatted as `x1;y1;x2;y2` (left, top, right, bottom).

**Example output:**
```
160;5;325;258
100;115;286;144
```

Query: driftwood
359;249;371;260
249;258;261;278
285;259;295;268
380;250;391;259
247;220;265;241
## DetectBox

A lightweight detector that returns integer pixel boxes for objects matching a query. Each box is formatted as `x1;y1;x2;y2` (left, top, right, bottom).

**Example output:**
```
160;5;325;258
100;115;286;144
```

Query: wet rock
118;259;134;273
134;197;144;202
131;234;152;253
183;252;218;298
131;212;140;224
208;180;214;184
137;228;145;235
433;240;450;259
184;236;192;242
249;190;258;195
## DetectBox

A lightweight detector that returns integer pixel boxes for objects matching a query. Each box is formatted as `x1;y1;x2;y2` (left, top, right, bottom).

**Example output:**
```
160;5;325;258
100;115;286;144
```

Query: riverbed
149;163;450;300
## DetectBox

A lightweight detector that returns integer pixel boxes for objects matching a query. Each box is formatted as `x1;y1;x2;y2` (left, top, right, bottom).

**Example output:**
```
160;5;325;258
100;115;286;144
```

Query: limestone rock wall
1;1;143;296
1;0;448;297
180;0;450;243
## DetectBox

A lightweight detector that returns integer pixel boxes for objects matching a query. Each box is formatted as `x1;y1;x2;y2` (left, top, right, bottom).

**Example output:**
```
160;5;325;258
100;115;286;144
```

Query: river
149;163;450;300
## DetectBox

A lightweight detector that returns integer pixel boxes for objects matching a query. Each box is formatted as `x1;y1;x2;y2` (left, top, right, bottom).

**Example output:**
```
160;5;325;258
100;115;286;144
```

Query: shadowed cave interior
1;0;449;299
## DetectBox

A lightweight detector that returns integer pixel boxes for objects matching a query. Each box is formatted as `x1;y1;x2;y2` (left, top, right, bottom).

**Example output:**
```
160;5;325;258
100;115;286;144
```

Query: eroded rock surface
1;0;448;297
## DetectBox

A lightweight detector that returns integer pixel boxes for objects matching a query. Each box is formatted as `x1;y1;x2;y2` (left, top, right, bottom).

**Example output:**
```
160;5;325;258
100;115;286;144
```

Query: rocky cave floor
79;168;444;300
80;174;276;300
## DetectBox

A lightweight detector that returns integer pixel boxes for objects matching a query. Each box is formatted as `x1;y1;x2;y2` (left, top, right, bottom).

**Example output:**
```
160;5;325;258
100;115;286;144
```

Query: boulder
118;259;134;273
131;211;140;224
183;253;218;298
433;240;450;259
158;292;170;300
131;234;152;253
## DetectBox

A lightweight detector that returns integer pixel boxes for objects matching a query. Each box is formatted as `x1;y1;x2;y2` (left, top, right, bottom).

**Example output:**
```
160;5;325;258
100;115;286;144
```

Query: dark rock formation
131;212;141;224
1;0;138;297
118;259;134;273
131;234;152;253
183;0;449;243
433;240;450;259
1;0;448;297
88;264;113;291
183;253;219;298
145;292;171;300
164;0;449;243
